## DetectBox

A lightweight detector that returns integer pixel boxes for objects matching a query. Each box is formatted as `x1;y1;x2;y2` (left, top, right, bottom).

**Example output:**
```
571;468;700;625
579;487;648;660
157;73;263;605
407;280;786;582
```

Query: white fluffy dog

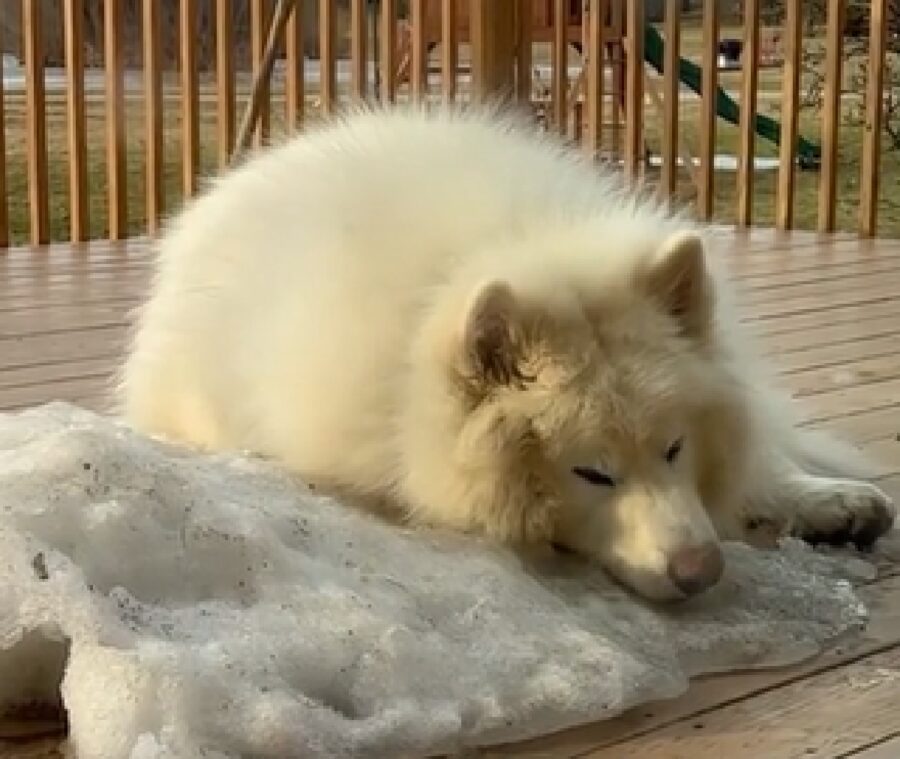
120;107;895;601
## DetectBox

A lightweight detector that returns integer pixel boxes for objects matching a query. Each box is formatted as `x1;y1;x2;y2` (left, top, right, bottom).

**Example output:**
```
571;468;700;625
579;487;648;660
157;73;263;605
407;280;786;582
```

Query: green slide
642;25;821;168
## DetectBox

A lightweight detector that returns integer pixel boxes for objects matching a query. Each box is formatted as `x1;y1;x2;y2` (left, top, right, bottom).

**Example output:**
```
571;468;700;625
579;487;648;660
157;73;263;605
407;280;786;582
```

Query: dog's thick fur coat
121;107;894;600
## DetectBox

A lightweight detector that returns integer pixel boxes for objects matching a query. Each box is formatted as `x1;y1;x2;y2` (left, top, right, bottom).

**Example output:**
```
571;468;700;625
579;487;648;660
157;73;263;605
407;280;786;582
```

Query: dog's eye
665;438;684;464
573;466;616;487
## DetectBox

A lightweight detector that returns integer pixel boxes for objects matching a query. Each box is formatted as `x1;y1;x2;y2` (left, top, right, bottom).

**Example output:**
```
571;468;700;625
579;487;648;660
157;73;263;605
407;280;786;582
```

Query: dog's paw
789;479;896;550
741;514;788;548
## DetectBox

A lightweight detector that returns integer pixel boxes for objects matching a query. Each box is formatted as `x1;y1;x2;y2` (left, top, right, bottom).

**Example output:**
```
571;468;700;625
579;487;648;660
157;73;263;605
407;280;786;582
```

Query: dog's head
449;230;747;601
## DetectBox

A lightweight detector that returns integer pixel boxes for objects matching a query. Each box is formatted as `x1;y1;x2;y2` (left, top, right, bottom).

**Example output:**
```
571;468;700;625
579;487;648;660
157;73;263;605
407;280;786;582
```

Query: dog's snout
667;542;724;597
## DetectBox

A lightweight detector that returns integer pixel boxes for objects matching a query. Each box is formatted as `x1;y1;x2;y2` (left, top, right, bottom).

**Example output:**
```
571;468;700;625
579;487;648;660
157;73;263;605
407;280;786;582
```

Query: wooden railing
0;0;895;248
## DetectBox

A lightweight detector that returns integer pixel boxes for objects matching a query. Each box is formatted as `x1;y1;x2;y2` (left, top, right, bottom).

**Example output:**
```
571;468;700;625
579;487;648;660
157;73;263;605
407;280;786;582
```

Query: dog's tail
747;367;882;481
788;426;882;480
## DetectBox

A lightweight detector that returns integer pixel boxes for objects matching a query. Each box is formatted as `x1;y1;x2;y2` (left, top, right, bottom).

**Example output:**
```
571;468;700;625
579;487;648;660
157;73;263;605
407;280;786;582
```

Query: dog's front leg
740;453;895;550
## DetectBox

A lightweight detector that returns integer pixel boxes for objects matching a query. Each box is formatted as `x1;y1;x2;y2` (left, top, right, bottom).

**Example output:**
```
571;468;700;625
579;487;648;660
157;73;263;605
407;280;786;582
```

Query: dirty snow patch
0;403;877;758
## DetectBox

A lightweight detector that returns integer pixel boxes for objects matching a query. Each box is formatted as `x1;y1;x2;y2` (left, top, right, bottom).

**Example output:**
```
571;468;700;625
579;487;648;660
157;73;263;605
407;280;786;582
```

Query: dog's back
121;108;630;495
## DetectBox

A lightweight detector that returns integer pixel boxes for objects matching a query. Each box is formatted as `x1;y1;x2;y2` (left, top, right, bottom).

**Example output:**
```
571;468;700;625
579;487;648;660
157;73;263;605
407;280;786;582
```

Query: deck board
585;647;900;758
487;576;900;759
852;735;900;758
1;229;899;758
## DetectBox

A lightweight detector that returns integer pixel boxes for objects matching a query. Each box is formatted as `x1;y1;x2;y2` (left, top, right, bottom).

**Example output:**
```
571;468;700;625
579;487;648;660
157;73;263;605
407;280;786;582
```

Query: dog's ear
461;280;528;386
641;231;713;338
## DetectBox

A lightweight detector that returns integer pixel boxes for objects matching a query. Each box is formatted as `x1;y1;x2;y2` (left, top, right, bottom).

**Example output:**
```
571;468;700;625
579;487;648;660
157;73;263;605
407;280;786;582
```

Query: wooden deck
1;229;900;758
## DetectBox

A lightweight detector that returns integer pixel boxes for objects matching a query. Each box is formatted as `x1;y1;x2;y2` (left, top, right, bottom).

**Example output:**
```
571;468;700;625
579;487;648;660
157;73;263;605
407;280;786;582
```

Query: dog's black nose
667;542;724;596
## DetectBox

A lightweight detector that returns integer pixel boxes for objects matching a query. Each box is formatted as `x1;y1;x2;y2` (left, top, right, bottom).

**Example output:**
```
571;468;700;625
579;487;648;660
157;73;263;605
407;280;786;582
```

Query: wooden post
251;0;272;147
379;0;397;102
0;37;6;248
660;0;680;200
552;0;568;134
24;0;50;246
319;0;337;113
180;0;200;199
216;0;236;163
443;0;459;103
65;0;89;242
584;0;605;157
350;0;367;101
143;0;164;233
624;0;645;186
286;1;305;127
859;0;887;238
410;0;428;102
697;0;718;220
470;1;516;102
106;0;127;239
818;0;844;233
775;0;801;231
737;0;759;227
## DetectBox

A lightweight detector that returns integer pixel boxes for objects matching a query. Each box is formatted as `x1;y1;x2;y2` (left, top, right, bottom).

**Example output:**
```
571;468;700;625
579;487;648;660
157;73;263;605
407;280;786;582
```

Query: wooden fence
0;0;894;248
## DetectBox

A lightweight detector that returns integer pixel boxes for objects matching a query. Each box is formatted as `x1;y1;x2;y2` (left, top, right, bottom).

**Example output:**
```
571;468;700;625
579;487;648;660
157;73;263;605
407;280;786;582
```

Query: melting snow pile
0;403;880;758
